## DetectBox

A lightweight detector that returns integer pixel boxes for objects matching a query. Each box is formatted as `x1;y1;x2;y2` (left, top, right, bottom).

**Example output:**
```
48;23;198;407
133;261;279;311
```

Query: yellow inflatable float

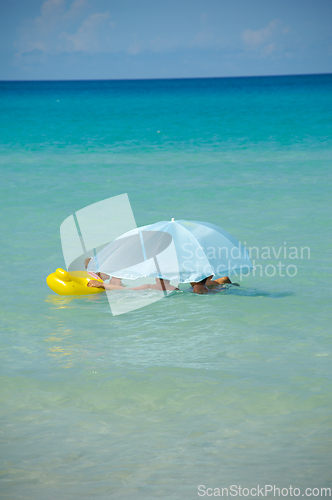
46;268;104;296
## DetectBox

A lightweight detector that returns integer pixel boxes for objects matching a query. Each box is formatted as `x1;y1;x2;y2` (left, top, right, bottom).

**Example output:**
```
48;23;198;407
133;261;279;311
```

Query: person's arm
87;280;124;290
130;283;156;290
131;283;179;291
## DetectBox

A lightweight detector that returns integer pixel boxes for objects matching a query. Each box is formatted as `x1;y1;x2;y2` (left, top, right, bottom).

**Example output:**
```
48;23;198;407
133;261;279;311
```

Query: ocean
0;74;331;499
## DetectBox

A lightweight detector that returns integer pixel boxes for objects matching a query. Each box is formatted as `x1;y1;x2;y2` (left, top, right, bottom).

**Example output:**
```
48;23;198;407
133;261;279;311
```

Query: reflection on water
44;317;74;368
45;295;77;309
45;293;104;309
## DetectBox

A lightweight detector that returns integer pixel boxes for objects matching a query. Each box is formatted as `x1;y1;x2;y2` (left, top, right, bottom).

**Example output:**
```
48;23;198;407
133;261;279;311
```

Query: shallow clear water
0;75;331;499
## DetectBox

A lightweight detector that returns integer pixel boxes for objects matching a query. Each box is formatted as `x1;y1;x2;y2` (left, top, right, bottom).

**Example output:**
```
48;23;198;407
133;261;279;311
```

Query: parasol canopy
87;219;253;283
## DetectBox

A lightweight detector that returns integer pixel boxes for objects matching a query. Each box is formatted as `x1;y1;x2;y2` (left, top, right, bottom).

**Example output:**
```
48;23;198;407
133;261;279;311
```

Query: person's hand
87;280;104;289
84;257;92;269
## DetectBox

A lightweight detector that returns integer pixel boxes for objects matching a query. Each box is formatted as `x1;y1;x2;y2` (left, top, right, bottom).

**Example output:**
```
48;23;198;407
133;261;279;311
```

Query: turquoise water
0;75;331;499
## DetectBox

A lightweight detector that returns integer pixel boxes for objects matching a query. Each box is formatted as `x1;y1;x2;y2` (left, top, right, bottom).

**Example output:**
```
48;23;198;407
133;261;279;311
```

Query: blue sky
1;0;331;80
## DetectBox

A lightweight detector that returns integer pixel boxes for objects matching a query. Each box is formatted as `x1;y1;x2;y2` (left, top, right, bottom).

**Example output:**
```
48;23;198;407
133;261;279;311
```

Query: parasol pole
153;256;167;296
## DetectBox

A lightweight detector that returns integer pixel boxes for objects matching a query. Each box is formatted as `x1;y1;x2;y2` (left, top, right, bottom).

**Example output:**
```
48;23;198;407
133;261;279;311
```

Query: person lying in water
190;276;239;294
87;277;178;292
85;257;179;292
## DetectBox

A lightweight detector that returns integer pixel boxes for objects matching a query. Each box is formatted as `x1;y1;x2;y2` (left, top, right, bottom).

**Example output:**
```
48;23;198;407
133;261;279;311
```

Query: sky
0;0;331;80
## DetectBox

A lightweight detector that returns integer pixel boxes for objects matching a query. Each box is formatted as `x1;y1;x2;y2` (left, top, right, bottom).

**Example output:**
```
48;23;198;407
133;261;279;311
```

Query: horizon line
1;72;331;84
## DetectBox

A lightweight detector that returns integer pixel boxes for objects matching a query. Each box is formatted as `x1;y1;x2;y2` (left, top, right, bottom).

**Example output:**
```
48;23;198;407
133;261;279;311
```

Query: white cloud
126;11;226;56
60;13;114;53
242;20;278;48
40;0;65;20
63;0;88;21
15;0;114;56
241;19;291;58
